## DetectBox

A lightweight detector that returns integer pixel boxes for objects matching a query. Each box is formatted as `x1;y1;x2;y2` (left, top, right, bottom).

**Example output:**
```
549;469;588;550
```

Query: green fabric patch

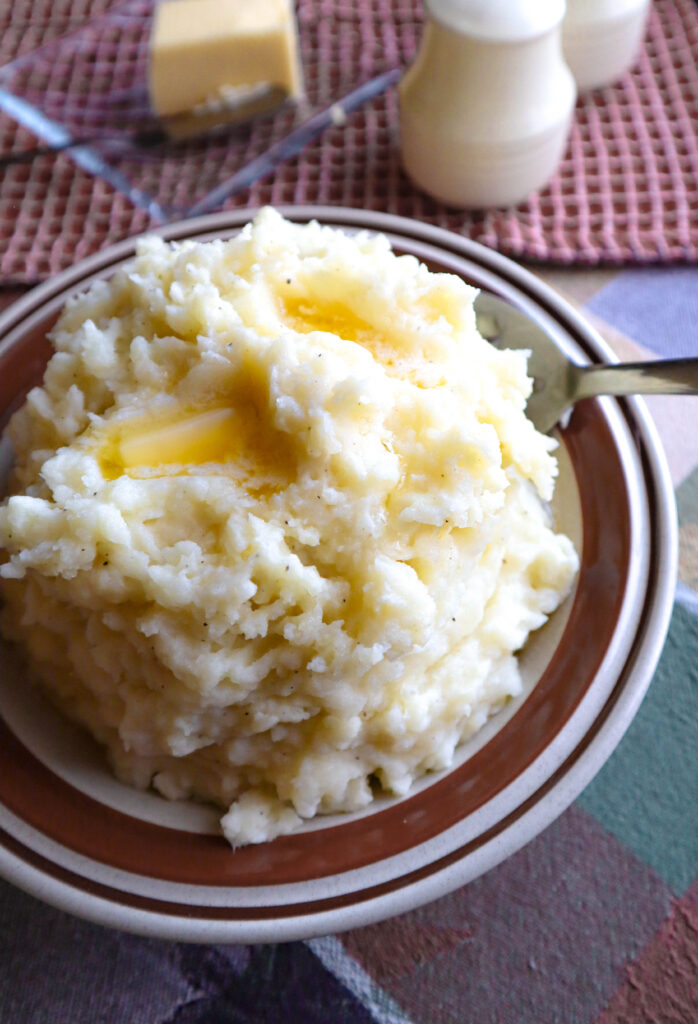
677;465;698;527
677;467;698;591
577;602;698;895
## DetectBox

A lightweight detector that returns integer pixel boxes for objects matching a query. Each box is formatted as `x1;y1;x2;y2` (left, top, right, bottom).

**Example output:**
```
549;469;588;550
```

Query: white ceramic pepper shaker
563;0;651;92
399;0;576;209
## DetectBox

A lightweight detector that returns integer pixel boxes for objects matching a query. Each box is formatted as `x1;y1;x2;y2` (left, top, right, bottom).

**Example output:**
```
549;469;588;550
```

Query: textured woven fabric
0;0;696;283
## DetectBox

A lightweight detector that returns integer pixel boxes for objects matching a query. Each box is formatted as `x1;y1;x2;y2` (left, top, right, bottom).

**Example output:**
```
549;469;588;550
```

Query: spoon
474;292;698;434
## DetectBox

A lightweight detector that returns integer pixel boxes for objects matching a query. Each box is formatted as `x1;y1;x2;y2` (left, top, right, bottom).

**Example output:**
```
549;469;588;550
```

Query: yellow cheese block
149;0;302;118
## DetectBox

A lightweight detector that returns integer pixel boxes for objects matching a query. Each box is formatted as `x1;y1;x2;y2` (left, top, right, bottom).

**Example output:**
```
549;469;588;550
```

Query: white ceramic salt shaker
399;0;576;208
563;0;651;92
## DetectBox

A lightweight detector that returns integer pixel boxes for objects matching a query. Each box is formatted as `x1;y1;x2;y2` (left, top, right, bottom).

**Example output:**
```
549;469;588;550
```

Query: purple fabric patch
585;267;698;358
0;878;195;1024
0;880;381;1024
342;806;673;1024
165;942;377;1024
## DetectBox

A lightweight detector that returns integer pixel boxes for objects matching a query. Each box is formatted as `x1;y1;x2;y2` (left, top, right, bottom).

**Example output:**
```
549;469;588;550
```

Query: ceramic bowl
0;208;676;942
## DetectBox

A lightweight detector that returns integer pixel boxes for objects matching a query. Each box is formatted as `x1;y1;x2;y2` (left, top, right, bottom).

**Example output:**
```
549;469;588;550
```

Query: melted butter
97;398;294;486
278;296;441;387
281;297;375;344
280;297;403;370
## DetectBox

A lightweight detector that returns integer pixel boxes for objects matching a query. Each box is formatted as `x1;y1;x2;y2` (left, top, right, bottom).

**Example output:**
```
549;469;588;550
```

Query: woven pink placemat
0;0;696;283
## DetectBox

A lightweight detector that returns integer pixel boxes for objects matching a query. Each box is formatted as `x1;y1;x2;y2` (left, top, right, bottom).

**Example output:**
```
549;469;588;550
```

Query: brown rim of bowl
0;208;675;939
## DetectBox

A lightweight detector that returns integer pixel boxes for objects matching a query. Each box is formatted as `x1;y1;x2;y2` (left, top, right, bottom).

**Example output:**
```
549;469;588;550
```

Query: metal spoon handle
575;358;698;400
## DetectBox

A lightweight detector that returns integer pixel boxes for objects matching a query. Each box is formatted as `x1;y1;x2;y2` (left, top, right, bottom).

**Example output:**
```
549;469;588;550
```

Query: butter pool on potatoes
0;209;578;846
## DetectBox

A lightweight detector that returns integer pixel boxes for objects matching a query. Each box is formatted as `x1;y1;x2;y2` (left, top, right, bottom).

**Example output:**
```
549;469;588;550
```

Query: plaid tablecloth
0;0;697;280
0;2;697;1021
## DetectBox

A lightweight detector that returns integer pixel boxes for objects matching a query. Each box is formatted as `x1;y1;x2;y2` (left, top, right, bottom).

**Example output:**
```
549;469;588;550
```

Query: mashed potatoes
0;209;578;845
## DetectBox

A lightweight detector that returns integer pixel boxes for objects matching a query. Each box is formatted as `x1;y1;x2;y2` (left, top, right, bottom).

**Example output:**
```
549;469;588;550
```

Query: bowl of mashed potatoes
0;208;676;942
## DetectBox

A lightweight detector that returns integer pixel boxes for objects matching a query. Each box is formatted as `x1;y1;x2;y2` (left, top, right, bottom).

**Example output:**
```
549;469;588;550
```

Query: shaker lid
426;0;566;41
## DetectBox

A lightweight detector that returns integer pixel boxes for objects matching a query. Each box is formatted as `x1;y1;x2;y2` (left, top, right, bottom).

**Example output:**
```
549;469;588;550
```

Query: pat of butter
115;407;239;469
99;407;241;478
96;397;296;485
149;0;302;119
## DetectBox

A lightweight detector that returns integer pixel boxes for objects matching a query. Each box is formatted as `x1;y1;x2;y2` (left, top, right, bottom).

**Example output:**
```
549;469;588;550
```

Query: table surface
0;6;697;1022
